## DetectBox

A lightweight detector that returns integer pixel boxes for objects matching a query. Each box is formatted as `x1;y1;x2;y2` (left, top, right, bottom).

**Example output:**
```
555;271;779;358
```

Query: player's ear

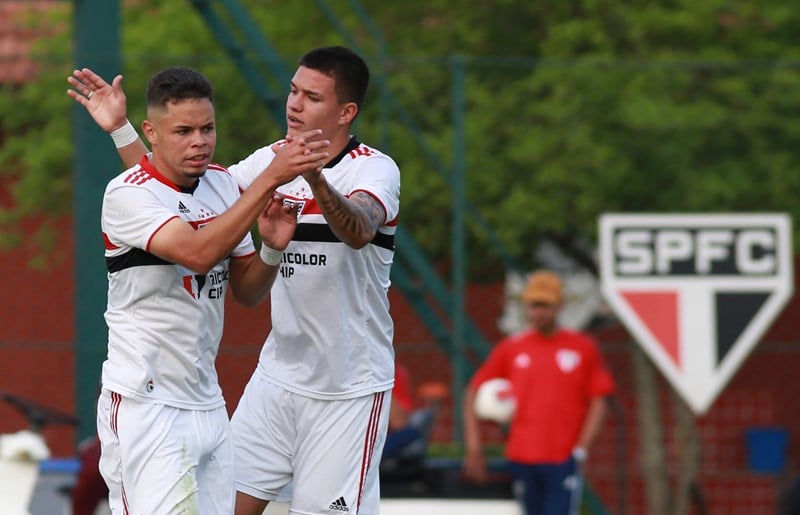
338;102;358;125
141;119;157;145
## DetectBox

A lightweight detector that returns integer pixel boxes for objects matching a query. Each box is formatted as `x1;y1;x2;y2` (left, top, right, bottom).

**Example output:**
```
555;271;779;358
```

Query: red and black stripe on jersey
292;223;395;251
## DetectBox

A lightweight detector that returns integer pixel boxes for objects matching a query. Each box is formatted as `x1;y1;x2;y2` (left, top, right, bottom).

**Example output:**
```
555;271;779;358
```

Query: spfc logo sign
599;214;793;414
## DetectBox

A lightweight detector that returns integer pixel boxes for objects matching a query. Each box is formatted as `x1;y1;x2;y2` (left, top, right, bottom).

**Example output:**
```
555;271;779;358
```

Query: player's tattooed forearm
351;191;385;229
319;190;383;240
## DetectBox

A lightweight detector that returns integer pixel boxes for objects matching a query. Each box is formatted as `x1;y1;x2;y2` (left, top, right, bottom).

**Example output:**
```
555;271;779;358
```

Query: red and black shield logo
599;214;793;414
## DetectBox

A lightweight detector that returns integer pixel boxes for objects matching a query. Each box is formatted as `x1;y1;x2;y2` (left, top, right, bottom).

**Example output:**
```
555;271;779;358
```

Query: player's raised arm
67;68;148;168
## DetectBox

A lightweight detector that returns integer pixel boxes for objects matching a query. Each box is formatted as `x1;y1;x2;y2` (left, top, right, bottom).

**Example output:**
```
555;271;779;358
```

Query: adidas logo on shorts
329;496;350;512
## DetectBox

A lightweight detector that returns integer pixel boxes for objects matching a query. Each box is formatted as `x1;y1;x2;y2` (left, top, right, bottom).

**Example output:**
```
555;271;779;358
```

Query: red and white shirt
229;137;401;399
470;327;615;463
101;155;255;410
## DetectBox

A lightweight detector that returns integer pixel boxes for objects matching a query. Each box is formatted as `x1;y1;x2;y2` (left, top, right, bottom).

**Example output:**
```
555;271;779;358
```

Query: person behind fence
462;269;616;515
380;361;447;480
382;361;419;461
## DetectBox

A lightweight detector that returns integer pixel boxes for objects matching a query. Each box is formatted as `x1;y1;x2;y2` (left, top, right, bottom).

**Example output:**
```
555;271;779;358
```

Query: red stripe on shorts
356;391;384;512
109;392;129;514
110;391;121;437
122;482;130;515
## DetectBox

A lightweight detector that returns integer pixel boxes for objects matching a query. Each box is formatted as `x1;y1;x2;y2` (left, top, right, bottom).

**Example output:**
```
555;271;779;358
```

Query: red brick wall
0;1;65;84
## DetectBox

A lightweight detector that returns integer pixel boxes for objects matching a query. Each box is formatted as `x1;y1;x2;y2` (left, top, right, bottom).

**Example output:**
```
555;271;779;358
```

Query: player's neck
535;323;558;337
321;133;359;169
328;131;355;157
146;153;202;190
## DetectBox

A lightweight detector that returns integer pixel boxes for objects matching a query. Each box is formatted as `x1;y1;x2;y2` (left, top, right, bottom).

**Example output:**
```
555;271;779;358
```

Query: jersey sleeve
469;338;513;389
227;143;279;191
349;155;401;225
583;336;616;398
231;231;256;258
213;168;257;258
102;182;179;252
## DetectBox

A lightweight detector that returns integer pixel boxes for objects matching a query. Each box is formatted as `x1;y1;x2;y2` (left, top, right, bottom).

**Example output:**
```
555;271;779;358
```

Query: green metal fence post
72;0;121;441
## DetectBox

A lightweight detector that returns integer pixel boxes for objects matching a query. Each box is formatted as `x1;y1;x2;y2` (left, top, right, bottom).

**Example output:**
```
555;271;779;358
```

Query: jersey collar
323;136;360;170
138;154;200;194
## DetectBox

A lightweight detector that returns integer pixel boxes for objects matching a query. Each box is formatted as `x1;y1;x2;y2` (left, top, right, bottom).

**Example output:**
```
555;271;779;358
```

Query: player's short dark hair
146;66;214;108
299;46;370;108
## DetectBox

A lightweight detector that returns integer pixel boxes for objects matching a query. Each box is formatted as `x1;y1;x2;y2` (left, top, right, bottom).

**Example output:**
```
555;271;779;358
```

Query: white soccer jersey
101;154;255;410
229;137;400;399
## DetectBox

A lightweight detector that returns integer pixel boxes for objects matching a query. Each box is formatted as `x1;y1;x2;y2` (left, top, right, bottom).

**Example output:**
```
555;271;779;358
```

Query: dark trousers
382;426;422;459
507;457;582;515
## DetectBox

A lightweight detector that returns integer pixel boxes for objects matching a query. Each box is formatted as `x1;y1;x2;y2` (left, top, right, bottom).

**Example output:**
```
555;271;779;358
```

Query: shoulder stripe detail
323;136;360;169
293;223;395;251
107;247;172;273
348;144;378;160
123;169;153;185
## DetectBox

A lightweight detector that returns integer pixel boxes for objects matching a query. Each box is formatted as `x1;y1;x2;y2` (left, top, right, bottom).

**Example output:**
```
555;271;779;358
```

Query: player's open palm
257;194;299;251
67;68;129;132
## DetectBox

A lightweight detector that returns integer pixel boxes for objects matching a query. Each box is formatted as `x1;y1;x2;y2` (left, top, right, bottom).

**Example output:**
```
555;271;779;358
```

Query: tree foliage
2;0;800;275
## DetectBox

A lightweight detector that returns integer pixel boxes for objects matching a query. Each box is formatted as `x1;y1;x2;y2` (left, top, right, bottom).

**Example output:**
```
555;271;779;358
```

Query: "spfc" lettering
599;214;793;414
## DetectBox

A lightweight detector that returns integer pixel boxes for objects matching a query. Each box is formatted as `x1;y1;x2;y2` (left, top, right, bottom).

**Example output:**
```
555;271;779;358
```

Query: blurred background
1;1;800;514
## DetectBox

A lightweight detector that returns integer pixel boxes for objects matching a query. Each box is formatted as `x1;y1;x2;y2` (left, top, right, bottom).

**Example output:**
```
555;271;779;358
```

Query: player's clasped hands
280;133;328;186
268;129;330;182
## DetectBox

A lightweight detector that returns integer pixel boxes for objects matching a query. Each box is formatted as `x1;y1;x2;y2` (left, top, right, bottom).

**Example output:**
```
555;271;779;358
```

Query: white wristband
110;120;139;148
259;243;284;266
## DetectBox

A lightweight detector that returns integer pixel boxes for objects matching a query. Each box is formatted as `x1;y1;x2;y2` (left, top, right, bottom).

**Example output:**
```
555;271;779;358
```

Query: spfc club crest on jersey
599;214;793;414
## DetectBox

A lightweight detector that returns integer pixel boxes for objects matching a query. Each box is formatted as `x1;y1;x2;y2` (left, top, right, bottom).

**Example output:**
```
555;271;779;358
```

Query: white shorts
231;374;390;514
96;389;234;515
